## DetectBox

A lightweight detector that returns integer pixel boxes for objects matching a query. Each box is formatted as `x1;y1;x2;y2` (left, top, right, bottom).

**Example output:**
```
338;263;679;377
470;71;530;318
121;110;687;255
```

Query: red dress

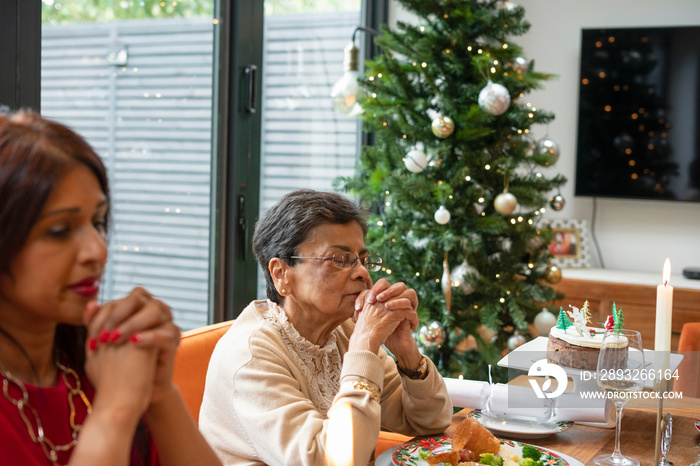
0;370;159;465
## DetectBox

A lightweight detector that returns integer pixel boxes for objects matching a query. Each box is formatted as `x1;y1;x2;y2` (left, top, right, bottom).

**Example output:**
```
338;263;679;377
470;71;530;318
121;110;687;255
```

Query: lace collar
263;300;342;416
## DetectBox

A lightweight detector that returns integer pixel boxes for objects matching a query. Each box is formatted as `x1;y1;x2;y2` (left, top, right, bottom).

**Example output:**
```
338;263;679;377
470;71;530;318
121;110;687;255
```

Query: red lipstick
69;276;101;297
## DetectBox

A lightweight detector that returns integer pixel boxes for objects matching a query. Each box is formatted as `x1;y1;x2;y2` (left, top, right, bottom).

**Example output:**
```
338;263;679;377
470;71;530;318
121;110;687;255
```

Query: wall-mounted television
575;26;700;202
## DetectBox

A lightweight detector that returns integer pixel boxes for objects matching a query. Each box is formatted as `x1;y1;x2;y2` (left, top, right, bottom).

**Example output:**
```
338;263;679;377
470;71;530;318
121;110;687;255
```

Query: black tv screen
575;26;700;202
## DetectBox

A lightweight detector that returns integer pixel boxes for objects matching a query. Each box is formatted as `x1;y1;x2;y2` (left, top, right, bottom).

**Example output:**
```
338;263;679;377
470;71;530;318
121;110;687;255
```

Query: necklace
0;360;93;466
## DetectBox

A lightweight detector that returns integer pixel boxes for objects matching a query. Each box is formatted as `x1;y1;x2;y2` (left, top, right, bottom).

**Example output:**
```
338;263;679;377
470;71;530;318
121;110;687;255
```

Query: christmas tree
337;0;566;381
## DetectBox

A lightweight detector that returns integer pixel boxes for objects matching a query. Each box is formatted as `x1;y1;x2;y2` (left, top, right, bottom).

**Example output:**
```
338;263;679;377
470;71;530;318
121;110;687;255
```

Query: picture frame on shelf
540;218;592;268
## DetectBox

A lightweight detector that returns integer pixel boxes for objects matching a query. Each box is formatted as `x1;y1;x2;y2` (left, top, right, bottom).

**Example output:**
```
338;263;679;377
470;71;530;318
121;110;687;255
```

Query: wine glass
594;329;645;466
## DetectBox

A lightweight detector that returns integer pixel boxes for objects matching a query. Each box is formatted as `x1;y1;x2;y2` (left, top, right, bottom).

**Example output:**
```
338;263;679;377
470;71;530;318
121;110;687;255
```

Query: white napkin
444;378;610;424
443;378;490;409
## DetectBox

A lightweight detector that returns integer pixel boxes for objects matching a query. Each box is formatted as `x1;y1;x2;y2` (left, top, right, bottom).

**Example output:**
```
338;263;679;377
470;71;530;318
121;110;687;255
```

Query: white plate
467;409;574;439
374;435;585;466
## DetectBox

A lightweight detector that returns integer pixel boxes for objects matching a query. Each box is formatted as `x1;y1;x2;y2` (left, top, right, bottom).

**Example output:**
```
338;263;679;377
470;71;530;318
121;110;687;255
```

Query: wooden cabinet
548;273;700;351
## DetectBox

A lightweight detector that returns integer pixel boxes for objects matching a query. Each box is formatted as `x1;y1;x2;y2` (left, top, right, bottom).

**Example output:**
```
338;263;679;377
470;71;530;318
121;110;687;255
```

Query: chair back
173;320;234;421
675;322;700;398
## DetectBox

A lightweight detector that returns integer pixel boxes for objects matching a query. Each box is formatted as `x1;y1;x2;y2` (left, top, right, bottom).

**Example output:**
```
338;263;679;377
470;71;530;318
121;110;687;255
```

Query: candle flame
325;401;353;466
662;258;671;286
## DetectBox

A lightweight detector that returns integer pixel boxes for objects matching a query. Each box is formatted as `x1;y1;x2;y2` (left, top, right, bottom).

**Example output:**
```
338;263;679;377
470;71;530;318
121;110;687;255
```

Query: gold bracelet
345;381;380;403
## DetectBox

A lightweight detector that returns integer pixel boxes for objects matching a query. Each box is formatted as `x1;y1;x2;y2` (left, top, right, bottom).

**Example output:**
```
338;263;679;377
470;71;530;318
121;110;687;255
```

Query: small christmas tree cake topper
602;302;624;333
556;306;573;330
581;300;591;323
612;302;624;334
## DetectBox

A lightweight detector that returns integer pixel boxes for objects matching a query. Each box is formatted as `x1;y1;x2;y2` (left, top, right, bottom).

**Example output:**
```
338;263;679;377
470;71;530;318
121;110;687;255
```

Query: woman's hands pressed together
84;287;181;409
350;279;423;368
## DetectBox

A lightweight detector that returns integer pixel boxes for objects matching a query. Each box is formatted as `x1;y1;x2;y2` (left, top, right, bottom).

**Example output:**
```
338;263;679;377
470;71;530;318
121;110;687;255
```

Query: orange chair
173;320;234;421
374;431;413;458
172;319;412;456
675;322;700;398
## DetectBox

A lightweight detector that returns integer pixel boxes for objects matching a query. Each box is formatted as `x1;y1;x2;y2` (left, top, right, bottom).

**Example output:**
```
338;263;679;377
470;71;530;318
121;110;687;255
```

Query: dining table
374;395;700;465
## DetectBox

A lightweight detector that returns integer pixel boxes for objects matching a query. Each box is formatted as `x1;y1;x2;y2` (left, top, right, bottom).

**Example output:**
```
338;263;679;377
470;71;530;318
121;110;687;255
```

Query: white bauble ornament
549;194;566;211
431;114;455;138
418;320;446;348
478;81;511;116
507;332;527;350
451;260;480;295
404;149;427;173
494;192;517;215
535;137;560;164
434;205;451;224
534;308;557;335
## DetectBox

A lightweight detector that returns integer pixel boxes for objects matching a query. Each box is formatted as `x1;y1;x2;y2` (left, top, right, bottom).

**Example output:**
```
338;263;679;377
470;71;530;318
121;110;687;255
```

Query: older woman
199;189;452;465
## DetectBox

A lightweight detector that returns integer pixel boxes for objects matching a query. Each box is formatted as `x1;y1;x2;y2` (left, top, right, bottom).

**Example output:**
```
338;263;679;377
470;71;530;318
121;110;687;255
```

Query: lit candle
654;258;673;352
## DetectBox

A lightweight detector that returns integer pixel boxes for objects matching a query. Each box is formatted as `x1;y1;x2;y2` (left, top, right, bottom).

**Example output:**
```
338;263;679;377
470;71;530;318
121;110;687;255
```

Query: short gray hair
253;189;369;303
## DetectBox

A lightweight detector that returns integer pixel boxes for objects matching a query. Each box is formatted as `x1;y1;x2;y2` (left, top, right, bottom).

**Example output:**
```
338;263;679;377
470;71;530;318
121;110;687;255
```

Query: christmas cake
547;325;605;370
546;301;625;371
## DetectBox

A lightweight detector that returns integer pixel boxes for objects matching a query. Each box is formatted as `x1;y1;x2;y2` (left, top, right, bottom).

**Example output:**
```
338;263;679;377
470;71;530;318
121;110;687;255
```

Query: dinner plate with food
375;418;584;466
467;409;574;440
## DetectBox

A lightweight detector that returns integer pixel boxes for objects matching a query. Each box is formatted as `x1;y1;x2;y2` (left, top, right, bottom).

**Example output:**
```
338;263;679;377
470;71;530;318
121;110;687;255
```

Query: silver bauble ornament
434;205;451;224
550;194;565;211
507;332;527;350
534;308;557;335
451;260;480;295
431;114;455;138
404;149;427;173
535;137;560;164
494;192;517;215
532;172;544;182
497;0;517;12
418;320;446;348
478;81;511;116
509;56;528;73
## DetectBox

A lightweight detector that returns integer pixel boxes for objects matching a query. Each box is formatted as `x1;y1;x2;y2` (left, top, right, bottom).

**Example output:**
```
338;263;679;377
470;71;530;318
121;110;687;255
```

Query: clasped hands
349;278;422;362
83;287;180;420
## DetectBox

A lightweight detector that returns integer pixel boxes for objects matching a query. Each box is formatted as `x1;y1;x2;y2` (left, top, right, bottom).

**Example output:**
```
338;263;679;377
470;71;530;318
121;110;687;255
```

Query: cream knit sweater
199;300;452;466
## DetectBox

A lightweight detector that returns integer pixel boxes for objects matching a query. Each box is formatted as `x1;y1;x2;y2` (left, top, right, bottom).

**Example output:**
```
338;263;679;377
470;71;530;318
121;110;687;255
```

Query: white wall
390;0;700;274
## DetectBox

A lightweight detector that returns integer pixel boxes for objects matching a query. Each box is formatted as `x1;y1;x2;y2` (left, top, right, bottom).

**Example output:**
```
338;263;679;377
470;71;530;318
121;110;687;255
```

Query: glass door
257;0;363;297
41;0;217;330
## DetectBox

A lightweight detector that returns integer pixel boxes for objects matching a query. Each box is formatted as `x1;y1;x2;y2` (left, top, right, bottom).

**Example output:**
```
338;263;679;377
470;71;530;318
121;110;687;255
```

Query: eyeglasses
290;252;383;272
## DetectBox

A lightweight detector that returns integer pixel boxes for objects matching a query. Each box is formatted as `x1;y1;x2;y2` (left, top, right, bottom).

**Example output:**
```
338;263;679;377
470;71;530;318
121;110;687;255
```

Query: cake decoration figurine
567;305;589;337
604;315;615;331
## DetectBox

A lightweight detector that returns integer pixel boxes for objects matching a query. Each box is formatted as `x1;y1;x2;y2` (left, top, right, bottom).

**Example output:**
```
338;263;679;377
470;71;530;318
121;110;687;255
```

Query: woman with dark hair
199;189;452;465
0;110;221;466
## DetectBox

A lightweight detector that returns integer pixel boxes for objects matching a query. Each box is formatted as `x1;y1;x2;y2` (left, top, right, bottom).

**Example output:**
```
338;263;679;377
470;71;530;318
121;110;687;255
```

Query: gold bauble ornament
546;264;562;284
